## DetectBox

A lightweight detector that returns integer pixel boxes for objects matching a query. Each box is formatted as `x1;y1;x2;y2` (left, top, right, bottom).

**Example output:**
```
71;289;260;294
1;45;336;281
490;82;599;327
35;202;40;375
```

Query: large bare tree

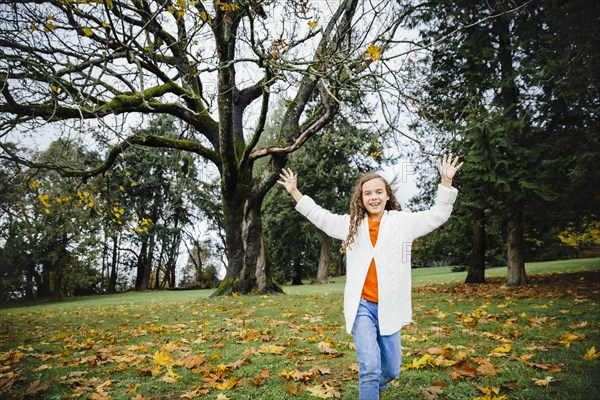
0;0;407;294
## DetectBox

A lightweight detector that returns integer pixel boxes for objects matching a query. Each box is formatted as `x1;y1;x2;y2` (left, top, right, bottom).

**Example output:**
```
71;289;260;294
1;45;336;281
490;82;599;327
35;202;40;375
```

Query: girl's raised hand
436;153;464;185
278;168;298;194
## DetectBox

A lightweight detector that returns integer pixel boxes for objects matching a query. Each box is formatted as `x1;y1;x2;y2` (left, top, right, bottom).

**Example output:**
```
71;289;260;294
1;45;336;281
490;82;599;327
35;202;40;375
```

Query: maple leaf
450;359;477;380
558;332;584;347
317;341;337;355
310;365;332;375
522;360;562;373
213;376;241;390
124;383;141;394
532;376;558;387
258;344;285;354
307;21;318;29
153;350;174;367
180;388;210;399
489;343;512;357
582;346;600;361
402;354;434;370
364;44;381;61
227;358;250;370
422;383;444;400
248;369;269;386
182;354;207;369
159;368;180;383
305;382;341;398
284;379;299;395
476;358;499;377
216;393;230;400
569;321;589;329
24;380;49;396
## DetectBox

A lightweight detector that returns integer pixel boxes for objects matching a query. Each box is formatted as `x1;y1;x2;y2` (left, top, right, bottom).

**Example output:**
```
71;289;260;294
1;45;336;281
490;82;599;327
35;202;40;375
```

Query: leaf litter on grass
1;270;599;399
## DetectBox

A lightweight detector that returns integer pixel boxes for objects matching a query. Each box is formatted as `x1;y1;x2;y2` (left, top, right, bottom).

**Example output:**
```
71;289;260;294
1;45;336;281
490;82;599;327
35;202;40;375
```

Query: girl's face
361;178;390;220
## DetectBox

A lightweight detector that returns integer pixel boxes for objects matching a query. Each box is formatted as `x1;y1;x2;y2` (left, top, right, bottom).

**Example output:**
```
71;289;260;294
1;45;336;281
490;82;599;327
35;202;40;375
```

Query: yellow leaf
216;394;230;400
213;376;240;390
258;344;285;354
153;350;173;367
365;44;381;61
43;22;57;32
30;24;38;33
532;376;558;387
582;346;600;361
559;332;584;347
82;27;93;37
200;11;212;23
307;21;318;29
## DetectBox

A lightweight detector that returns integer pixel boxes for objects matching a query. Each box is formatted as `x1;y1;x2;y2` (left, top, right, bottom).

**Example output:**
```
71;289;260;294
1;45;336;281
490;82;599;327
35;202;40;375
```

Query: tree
402;0;599;286
0;140;105;300
0;0;409;295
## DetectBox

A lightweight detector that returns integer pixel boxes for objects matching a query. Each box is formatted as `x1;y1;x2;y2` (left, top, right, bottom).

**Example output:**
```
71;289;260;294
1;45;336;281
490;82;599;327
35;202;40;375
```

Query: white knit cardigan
295;184;458;335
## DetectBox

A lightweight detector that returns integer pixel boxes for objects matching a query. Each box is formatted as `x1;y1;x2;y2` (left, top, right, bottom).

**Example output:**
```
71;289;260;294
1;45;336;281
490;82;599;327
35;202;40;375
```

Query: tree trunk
335;247;346;276
25;262;35;300
506;215;527;286
108;231;119;293
465;208;486;283
314;232;330;284
135;238;153;290
496;13;527;287
291;259;304;285
38;261;51;298
213;194;283;295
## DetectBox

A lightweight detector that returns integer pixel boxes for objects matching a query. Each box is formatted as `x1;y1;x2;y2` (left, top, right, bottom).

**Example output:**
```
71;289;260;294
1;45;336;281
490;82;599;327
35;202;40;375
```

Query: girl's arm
278;168;349;240
402;153;464;240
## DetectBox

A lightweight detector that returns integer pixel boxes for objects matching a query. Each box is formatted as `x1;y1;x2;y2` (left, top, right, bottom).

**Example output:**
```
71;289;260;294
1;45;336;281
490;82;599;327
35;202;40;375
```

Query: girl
278;154;463;400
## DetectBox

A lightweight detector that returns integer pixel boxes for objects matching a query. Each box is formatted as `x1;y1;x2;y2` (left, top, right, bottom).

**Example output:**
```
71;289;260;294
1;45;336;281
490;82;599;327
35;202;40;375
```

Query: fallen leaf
422;383;444;400
124;383;141;394
25;380;49;396
558;332;584;347
582;346;600;361
450;359;477;380
476;358;498;377
258;344;285;355
317;342;337;355
532;376;558;387
179;388;210;398
305;382;341;398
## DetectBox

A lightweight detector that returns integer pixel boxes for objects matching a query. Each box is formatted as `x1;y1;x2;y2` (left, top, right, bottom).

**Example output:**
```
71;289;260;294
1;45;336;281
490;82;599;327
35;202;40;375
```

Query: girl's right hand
278;168;298;194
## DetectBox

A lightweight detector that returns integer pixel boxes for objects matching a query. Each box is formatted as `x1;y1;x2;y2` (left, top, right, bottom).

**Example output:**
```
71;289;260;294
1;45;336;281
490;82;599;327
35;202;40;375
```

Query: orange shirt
361;217;380;303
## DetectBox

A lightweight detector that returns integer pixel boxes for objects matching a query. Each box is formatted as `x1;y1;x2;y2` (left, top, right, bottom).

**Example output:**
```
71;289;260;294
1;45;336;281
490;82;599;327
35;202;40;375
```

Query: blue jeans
352;298;401;400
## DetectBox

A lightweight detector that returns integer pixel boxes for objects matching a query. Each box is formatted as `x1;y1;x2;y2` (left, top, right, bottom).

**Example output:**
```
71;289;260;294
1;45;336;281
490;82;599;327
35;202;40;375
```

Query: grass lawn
1;258;599;399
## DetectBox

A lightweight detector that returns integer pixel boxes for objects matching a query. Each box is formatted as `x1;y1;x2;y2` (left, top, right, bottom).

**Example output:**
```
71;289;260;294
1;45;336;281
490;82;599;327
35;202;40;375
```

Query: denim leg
352;299;381;400
378;331;401;390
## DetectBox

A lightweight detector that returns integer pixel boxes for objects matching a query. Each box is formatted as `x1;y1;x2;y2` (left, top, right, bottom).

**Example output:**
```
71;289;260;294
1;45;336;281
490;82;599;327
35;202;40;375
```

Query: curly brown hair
340;173;401;253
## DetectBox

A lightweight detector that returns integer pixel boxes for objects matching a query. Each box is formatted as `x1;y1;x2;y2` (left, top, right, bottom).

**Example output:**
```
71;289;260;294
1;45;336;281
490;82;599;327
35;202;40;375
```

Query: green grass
1;258;599;400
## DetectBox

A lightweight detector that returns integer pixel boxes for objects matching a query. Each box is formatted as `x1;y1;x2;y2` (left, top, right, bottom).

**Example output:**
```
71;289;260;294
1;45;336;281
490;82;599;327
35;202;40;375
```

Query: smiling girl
278;154;463;399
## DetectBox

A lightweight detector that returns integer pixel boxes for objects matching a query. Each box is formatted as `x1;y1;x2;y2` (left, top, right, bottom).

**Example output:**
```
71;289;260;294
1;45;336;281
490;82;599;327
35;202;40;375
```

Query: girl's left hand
436;153;464;184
